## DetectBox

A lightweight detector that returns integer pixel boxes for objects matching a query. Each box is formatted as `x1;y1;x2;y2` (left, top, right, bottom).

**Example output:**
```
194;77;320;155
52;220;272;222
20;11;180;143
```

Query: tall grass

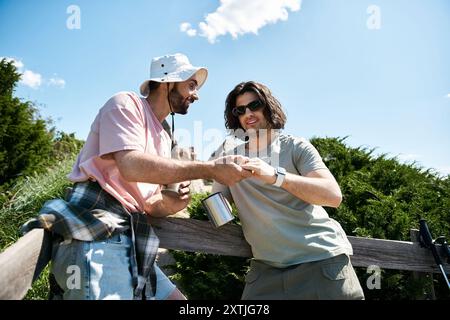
0;155;76;299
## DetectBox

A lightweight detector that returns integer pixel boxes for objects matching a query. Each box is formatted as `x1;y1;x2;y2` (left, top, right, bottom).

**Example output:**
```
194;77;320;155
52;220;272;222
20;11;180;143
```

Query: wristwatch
273;166;286;187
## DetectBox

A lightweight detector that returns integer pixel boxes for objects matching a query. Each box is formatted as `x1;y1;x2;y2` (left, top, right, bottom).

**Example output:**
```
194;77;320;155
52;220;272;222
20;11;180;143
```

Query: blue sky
1;0;449;175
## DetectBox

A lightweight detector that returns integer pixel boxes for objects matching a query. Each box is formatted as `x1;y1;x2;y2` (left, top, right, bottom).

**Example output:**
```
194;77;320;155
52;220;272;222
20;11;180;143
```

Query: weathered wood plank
149;217;450;274
2;217;449;300
349;235;449;273
149;217;252;257
0;229;52;300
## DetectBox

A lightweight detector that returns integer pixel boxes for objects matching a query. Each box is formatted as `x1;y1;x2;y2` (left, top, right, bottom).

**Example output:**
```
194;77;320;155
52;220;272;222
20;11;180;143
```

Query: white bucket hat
140;53;208;97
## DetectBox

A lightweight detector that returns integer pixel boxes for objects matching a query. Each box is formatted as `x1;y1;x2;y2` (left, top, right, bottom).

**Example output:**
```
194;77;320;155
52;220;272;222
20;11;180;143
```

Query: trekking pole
419;219;450;290
435;236;450;264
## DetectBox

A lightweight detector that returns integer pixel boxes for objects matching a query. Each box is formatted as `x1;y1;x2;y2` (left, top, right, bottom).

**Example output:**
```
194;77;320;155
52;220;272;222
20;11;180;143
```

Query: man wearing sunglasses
211;81;364;300
22;54;252;300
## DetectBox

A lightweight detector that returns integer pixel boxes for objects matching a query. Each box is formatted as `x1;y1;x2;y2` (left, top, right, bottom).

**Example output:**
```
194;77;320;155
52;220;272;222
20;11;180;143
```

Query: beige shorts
242;254;365;300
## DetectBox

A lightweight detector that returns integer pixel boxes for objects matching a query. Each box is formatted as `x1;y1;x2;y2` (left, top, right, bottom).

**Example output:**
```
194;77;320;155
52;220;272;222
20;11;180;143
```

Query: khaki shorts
242;254;365;300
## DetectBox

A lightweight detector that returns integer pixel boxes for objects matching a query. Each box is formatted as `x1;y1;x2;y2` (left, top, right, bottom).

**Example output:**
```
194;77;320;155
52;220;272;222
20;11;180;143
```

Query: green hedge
169;137;450;300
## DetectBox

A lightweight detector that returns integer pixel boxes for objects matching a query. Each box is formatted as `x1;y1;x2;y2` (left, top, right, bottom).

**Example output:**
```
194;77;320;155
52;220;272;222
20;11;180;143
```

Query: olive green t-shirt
212;134;353;268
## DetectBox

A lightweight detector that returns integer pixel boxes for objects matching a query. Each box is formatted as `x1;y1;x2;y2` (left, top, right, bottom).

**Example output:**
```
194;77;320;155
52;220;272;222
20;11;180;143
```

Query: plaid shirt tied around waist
21;180;160;300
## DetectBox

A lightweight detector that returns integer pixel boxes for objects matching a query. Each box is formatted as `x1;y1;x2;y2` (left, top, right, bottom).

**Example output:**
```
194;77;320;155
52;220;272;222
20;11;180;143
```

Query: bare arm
281;169;342;208
113;150;251;186
241;159;342;208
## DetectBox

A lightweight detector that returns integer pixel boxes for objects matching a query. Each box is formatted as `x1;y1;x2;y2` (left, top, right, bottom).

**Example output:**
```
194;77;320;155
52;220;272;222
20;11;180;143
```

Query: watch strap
273;167;286;187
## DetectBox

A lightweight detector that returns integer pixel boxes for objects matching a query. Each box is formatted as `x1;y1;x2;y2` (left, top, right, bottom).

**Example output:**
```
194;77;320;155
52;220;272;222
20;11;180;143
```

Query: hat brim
140;67;208;97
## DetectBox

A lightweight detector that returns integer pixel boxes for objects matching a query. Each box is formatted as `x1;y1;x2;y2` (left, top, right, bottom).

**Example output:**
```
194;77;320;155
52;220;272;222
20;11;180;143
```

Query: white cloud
48;77;66;88
180;22;197;37
186;28;197;37
1;56;65;89
180;22;191;32
13;60;24;70
21;70;42;89
181;0;302;43
446;93;450;98
1;57;24;71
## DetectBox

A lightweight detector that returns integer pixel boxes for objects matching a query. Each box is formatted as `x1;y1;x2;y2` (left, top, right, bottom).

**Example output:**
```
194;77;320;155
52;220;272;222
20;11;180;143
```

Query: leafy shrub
312;137;450;300
0;59;54;187
170;137;450;300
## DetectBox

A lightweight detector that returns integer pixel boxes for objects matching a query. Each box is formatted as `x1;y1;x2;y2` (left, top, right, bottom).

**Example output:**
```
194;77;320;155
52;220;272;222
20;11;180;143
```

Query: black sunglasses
231;100;264;117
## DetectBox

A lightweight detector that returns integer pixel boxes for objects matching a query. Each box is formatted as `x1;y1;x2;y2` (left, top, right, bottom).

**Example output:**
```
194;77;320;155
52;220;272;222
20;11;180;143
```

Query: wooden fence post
0;229;52;299
410;229;436;300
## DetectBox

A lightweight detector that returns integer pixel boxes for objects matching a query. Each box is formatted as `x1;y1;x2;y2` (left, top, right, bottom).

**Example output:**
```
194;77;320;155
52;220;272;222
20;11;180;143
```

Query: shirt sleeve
293;139;328;176
98;94;146;157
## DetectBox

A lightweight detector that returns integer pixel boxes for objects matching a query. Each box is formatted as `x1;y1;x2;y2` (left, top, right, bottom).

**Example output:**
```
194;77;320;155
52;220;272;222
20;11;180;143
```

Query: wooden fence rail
0;217;449;300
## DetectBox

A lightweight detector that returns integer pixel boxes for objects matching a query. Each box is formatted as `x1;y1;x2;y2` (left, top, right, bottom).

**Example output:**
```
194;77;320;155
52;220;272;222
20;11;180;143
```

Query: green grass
0;155;76;300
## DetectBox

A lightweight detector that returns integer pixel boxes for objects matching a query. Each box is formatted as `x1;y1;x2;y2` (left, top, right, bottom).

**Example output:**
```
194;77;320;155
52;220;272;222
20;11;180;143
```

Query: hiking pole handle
420;219;450;292
435;237;450;264
419;219;443;265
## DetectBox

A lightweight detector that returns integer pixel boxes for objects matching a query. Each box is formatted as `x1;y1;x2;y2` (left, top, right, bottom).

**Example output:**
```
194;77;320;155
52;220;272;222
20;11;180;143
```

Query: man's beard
169;86;191;115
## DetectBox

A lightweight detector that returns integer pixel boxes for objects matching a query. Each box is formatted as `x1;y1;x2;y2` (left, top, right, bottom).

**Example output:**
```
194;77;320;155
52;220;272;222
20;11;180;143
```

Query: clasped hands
214;155;277;185
144;155;276;216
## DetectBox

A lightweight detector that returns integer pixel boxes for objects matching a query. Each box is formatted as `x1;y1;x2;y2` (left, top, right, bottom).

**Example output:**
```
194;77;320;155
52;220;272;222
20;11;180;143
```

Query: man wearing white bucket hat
22;53;251;300
140;53;208;97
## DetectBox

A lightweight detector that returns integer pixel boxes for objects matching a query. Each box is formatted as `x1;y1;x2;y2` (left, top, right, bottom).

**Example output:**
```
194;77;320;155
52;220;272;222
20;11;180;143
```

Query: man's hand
240;157;277;185
144;181;191;217
210;155;252;186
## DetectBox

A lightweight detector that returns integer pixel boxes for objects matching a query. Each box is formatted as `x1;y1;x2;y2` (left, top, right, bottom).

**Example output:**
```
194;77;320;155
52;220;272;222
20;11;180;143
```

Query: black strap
167;83;175;150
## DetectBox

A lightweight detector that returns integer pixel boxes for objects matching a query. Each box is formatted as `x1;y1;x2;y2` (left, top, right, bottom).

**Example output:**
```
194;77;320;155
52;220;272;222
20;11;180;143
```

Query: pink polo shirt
68;91;172;213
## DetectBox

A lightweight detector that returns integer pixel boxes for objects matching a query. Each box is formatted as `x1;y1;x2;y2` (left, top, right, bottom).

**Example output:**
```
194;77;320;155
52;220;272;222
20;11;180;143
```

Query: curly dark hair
224;81;286;130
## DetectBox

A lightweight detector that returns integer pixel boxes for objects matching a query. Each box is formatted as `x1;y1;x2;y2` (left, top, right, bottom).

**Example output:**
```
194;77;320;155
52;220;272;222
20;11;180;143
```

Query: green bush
169;137;450;300
169;193;250;300
52;131;84;162
0;59;55;187
313;137;450;300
